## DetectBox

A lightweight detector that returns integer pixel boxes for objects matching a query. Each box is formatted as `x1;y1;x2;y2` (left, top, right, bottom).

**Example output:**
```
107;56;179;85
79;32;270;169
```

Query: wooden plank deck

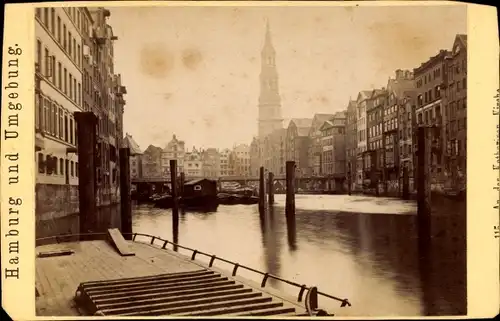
35;240;203;316
36;239;307;317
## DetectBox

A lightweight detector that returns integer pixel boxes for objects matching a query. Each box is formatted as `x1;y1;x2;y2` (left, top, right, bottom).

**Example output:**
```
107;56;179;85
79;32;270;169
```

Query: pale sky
108;4;466;151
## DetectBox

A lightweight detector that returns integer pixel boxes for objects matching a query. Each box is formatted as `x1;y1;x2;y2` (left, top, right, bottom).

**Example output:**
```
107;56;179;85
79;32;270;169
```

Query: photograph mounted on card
1;1;499;320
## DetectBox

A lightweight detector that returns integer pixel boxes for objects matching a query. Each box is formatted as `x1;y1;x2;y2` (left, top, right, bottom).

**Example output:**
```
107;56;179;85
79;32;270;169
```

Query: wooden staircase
74;269;299;316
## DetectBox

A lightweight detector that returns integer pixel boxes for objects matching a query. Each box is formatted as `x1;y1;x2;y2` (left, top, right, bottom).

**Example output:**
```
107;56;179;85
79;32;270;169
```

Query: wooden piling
75;112;97;238
170;160;179;251
347;162;352;196
285;161;296;219
402;165;410;200
119;148;132;240
268;172;274;204
417;127;432;242
259;167;266;213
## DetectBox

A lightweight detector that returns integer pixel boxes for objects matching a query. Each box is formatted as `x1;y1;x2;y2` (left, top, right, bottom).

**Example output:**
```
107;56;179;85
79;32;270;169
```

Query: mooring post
417;127;432;243
119;148;132;240
75;112;97;239
347;162;352;196
170;160;179;251
402;165;410;200
285;161;296;219
268;171;274;204
259;166;266;213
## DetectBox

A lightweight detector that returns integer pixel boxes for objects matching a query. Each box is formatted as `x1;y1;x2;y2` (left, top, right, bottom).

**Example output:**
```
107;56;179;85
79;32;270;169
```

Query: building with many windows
161;134;185;178
307;113;335;176
220;148;233;177
232;144;251;177
285;118;313;177
184;147;203;178
443;34;467;191
35;6;126;235
414;49;449;186
355;91;371;186
201;148;221;179
141;145;163;179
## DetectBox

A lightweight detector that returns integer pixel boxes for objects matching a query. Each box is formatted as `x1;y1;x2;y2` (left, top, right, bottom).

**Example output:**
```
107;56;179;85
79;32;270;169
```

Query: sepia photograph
29;1;472;318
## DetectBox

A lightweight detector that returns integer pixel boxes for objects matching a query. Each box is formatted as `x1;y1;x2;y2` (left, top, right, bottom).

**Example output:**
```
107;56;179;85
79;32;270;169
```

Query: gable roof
309;113;335;135
185;178;216;185
288;118;313;137
122;133;142;155
144;144;162;154
289;118;313;129
319;120;334;131
357;90;372;102
456;34;467;48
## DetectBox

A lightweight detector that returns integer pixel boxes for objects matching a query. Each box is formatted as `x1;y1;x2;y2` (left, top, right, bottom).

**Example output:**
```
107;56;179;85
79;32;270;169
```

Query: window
50;102;56;135
50;8;55;34
64;68;67;94
54;104;58;136
71;161;74;177
73;38;77;61
69;32;72;56
59;107;64;138
76;162;79;177
64;114;68;142
78;83;81;105
69;74;73;99
44;48;49;76
59;158;64;175
36;40;42;70
63;24;67;50
38;153;45;173
73;78;77;102
70;118;74;144
43;97;50;132
77;44;81;66
43;8;49;26
463;78;466;90
51;56;56;84
35;95;41;130
57;62;62;89
57;16;61;42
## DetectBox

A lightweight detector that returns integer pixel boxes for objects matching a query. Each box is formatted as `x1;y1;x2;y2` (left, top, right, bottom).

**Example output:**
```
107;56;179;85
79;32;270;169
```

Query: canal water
132;194;466;317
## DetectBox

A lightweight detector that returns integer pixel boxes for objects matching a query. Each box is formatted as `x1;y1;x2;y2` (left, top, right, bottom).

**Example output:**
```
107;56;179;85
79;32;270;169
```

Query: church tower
258;19;283;139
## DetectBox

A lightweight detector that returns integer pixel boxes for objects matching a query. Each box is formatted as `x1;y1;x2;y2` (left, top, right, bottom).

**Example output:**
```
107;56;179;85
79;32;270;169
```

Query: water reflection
259;205;282;288
132;195;465;317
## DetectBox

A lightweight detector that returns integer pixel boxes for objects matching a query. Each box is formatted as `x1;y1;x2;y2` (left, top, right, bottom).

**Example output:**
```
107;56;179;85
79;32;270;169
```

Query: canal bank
131;194;466;317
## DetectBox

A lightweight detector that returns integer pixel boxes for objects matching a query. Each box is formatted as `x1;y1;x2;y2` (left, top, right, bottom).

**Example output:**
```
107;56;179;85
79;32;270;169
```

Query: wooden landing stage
35;236;308;317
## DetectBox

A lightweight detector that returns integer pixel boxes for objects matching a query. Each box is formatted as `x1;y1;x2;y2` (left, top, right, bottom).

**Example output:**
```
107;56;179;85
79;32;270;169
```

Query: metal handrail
36;232;352;308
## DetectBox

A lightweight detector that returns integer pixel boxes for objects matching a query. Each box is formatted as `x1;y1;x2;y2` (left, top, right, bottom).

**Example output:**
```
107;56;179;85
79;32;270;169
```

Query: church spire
257;18;283;139
265;18;272;46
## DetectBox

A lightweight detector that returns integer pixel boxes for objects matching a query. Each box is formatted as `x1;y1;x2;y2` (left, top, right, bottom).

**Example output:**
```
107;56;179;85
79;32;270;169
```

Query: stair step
236;306;297;316
96;287;252;309
82;269;211;287
85;273;221;293
180;301;285;316
102;291;263;315
121;296;274;316
91;279;235;299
